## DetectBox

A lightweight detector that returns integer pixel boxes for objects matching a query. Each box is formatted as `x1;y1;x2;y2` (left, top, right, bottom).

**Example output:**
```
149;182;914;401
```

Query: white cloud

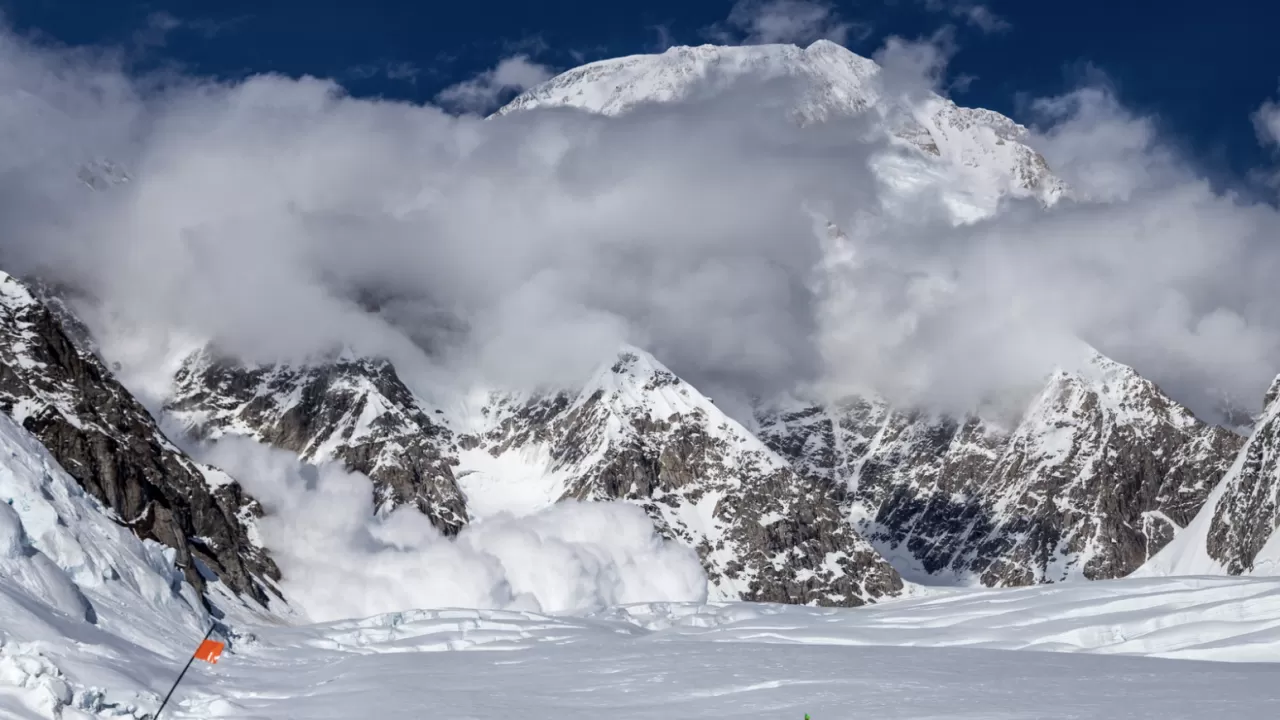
2;25;1280;430
196;438;708;621
873;31;957;101
1029;86;1177;201
132;11;244;50
959;5;1010;33
652;24;676;51
436;55;554;114
714;0;862;46
1251;95;1280;189
1254;98;1280;148
922;1;1011;33
350;60;421;83
135;12;182;49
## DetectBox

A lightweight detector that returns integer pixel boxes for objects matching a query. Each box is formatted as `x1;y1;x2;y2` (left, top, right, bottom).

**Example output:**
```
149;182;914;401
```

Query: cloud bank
197;438;708;621
0;25;1279;427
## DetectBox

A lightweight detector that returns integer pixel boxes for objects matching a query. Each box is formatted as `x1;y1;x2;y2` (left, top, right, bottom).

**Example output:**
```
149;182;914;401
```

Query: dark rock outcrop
0;273;280;605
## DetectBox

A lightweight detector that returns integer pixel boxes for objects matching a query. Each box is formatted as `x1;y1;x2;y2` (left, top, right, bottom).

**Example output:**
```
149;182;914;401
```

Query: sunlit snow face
1;27;1279;422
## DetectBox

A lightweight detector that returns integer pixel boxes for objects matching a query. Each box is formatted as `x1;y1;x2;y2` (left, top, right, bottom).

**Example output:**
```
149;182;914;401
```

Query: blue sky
1;0;1276;182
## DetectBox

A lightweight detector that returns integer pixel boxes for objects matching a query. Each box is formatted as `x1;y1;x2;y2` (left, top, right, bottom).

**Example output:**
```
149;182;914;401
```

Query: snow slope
13;576;1280;719
0;409;219;718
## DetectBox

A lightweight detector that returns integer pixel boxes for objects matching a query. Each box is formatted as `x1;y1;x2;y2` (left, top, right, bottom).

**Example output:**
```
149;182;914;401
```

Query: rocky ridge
457;348;904;605
166;348;468;535
757;349;1244;586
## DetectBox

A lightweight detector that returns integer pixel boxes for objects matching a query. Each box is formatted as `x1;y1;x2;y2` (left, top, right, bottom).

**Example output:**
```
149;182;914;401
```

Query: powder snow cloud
0;26;1279;424
196;438;708;621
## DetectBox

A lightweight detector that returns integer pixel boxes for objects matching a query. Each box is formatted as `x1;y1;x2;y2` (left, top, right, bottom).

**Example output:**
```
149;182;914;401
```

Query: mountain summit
498;40;1067;219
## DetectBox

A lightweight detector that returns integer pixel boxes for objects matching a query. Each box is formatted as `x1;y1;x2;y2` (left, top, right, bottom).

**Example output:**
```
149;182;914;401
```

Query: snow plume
3;26;1280;424
196;438;708;622
436;55;555;114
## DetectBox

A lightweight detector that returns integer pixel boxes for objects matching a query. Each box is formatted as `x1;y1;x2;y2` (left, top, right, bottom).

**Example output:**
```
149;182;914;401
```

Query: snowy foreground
8;576;1280;718
2;406;1279;718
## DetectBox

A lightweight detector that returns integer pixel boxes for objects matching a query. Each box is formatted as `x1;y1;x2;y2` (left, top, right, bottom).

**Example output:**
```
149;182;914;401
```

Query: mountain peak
1040;345;1203;431
598;345;682;387
457;345;904;606
496;39;880;120
496;41;1065;217
804;38;843;51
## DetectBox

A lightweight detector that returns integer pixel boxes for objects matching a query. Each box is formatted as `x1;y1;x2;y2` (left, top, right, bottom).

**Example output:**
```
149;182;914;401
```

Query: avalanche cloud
195;437;709;622
0;26;1278;427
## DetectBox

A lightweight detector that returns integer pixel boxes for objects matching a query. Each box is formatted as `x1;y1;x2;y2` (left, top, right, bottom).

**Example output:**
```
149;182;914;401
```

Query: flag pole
154;624;215;720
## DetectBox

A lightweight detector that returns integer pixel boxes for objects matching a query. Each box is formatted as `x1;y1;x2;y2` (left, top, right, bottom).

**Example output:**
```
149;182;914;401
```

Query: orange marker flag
194;638;225;664
156;627;226;719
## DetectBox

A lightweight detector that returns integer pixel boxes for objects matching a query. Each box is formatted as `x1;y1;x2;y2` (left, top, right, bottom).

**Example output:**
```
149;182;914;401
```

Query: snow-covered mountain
0;407;203;629
163;344;904;606
758;348;1242;585
156;328;1248;600
0;273;280;607
497;40;1067;219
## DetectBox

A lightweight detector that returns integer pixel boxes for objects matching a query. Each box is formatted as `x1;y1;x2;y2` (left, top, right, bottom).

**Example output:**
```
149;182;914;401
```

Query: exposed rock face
167;349;468;534
0;273;279;605
461;349;903;606
758;350;1243;586
759;400;1006;580
1205;376;1280;573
